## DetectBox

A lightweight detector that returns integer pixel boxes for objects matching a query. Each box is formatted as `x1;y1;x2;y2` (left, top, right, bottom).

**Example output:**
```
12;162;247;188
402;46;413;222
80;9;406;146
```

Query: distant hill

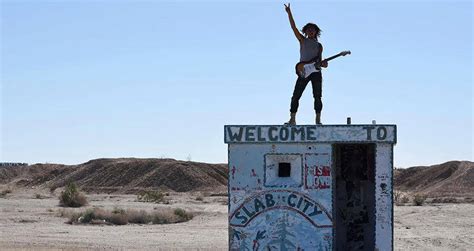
394;161;474;197
1;158;473;197
0;158;227;193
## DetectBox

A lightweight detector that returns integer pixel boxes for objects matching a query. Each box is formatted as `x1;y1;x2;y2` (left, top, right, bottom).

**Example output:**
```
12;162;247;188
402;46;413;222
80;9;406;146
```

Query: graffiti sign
230;190;332;228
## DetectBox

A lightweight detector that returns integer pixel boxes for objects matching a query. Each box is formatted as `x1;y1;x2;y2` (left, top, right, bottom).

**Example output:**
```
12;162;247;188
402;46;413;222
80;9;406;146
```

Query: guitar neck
324;53;344;62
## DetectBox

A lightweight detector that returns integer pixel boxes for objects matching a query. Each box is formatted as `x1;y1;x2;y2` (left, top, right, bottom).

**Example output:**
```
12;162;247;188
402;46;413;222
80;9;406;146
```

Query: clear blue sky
1;1;472;167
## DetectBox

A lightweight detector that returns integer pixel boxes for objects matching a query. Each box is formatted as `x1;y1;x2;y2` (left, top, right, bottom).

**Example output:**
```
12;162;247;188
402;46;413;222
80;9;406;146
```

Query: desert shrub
431;198;442;203
400;195;409;204
151;211;173;224
432;197;458;203
195;196;204;201
464;197;474;203
394;190;402;203
413;194;426;206
174;208;193;222
63;207;192;225
112;207;125;215
127;210;150;224
0;189;12;197
442;197;458;203
137;190;167;204
59;182;88;207
394;190;410;206
79;209;96;223
108;211;128;225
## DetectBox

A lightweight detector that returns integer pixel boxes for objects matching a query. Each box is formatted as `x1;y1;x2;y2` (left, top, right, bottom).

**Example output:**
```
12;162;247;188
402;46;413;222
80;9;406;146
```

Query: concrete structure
225;124;396;250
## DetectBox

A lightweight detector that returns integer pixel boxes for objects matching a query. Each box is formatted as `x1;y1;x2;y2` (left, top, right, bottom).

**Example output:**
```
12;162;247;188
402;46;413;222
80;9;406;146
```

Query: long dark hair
302;23;321;38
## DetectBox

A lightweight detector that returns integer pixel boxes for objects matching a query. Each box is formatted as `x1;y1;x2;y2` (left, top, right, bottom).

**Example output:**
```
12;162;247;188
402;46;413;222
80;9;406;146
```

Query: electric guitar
295;50;351;78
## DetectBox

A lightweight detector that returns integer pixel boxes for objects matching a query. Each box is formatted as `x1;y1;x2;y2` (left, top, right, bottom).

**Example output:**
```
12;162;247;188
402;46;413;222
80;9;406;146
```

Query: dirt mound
394;161;474;197
3;158;472;197
0;158;227;193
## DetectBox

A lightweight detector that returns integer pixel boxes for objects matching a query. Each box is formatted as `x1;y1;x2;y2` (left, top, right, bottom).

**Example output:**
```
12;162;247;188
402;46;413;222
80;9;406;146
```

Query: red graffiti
314;166;330;177
314;177;330;189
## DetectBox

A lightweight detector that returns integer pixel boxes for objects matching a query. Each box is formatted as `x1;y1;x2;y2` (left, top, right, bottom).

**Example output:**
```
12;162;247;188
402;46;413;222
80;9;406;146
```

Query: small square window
278;162;291;177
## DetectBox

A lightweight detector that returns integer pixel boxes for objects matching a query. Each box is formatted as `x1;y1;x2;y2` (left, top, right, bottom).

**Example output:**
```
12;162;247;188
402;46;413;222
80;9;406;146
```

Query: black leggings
290;72;323;113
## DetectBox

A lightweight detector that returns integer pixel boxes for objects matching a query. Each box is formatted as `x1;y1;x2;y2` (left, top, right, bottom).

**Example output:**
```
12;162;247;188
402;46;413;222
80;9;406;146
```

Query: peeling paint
226;125;396;250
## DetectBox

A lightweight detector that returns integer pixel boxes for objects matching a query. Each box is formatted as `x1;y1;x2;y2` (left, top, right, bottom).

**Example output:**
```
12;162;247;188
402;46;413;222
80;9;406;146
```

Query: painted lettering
306;126;317;140
308;205;323;216
296;196;304;208
242;206;255;218
268;126;278;141
230;191;332;228
279;127;289;141
302;199;313;213
291;127;305;141
227;127;243;141
245;126;256;141
363;126;375;140
315;166;331;177
287;193;297;207
265;194;275;207
235;210;248;224
377;126;387;140
257;127;265;141
254;198;266;212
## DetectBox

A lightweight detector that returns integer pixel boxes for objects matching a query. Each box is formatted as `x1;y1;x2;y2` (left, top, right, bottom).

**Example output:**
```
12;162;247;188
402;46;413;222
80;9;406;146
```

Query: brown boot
316;112;322;125
285;113;296;125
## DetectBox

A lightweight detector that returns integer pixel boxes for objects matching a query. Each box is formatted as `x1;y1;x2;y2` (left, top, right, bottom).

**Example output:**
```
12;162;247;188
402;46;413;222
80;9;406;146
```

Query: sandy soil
0;188;228;250
1;188;473;250
394;203;474;250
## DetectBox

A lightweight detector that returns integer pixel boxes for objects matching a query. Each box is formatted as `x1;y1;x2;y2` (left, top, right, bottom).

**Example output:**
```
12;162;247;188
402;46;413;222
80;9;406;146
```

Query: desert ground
1;187;473;251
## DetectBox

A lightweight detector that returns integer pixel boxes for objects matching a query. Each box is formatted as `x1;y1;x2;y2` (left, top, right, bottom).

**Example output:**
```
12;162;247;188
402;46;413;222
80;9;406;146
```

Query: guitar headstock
340;50;351;56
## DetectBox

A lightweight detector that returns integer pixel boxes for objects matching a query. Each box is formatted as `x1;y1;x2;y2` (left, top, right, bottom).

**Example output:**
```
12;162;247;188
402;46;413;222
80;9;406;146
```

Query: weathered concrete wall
228;143;333;250
225;125;396;251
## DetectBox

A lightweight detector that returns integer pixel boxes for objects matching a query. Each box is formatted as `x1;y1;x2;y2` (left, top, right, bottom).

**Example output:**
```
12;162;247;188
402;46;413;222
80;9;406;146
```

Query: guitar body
295;59;321;78
295;50;351;78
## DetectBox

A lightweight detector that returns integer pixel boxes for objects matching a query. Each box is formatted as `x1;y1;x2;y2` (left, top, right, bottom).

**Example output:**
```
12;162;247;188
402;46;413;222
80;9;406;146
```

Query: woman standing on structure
284;3;328;125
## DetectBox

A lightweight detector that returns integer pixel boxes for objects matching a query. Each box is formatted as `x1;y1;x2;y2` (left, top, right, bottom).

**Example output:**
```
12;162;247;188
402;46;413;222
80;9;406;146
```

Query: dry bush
137;190;168;204
0;188;12;198
63;207;192;225
400;195;410;204
464;197;474;203
174;208;193;222
78;209;96;223
150;208;193;224
394;190;410;206
195;196;204;201
432;197;458;203
394;190;402;203
109;212;128;225
59;182;88;207
127;209;150;224
413;194;427;206
151;211;175;224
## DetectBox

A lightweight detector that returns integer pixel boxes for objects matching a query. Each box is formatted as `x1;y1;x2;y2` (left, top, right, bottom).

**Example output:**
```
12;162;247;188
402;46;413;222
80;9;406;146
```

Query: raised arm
284;3;304;42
